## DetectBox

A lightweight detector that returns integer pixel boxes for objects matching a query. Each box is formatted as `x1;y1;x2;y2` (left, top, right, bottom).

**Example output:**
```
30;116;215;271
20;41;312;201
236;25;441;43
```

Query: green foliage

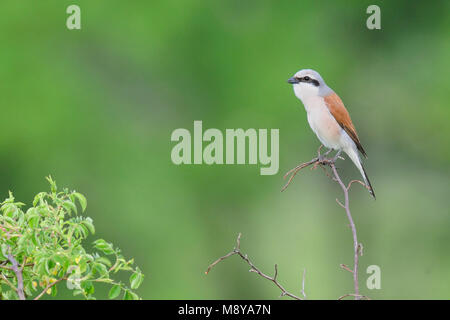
0;176;143;300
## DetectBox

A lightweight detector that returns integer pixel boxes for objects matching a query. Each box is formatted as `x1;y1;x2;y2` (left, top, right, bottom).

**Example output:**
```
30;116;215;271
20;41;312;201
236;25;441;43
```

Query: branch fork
206;145;370;300
206;233;307;300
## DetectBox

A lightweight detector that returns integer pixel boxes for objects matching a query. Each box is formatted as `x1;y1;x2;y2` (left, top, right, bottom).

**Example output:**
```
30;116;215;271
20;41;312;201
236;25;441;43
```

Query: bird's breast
304;98;342;148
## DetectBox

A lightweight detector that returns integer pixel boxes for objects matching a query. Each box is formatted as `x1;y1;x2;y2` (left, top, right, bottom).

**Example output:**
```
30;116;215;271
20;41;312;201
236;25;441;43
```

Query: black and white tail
345;147;376;199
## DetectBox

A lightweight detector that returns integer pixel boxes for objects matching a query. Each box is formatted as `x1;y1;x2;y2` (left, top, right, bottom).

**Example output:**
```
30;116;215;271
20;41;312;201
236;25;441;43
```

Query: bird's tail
344;147;376;199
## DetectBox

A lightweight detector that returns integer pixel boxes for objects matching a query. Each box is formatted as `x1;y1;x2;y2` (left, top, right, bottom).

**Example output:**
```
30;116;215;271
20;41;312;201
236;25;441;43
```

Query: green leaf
93;239;107;247
130;270;144;290
62;200;77;215
33;192;46;206
78;259;88;273
95;256;112;267
28;215;40;229
4;191;15;203
93;262;108;277
46;176;57;193
73;289;83;296
0;244;7;260
78;224;88;238
51;285;58;297
81;217;95;235
52;253;68;272
93;239;115;255
108;284;121;299
123;290;139;300
24;280;34;296
3;203;17;218
73;192;87;212
45;258;55;275
81;280;95;295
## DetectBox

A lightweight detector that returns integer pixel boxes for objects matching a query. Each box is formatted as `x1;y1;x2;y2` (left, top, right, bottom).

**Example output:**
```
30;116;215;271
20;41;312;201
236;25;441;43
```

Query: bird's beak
287;77;299;84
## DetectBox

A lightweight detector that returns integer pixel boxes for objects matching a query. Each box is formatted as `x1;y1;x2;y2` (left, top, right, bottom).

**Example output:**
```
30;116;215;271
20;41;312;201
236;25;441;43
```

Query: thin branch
0;273;17;292
301;268;306;299
6;249;26;300
281;157;320;192
336;198;345;208
338;293;370;300
347;179;369;191
340;264;353;273
0;264;13;271
283;147;368;300
0;262;33;271
33;277;67;300
206;147;370;300
206;233;304;300
329;163;361;299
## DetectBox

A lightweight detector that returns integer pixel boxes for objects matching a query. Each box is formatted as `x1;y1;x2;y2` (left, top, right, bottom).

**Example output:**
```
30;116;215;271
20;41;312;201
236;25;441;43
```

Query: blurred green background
1;0;449;299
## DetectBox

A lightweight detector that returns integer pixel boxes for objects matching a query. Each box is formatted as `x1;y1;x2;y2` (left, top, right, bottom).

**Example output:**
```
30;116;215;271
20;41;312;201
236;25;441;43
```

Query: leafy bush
0;176;143;300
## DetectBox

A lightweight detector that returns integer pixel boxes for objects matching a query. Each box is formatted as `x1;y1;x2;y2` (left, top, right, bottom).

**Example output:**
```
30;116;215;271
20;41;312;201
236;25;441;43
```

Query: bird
287;69;375;199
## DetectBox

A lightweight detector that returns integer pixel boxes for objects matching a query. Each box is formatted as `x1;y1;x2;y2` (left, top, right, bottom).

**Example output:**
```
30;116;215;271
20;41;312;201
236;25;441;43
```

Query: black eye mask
299;76;320;87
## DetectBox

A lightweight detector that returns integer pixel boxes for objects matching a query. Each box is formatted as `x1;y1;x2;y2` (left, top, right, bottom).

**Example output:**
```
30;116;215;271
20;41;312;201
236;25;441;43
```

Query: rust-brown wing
324;93;367;158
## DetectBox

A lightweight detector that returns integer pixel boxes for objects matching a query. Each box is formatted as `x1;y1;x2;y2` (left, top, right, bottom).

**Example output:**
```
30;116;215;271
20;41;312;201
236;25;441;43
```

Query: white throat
293;83;320;105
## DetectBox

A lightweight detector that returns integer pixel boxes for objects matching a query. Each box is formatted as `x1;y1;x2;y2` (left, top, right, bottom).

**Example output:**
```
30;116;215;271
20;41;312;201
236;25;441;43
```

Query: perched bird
287;69;375;198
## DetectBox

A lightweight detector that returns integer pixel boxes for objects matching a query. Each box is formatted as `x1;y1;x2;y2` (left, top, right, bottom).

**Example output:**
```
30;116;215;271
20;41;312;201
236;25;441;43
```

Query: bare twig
0;262;33;271
206;147;370;300
336;198;345;208
340;264;353;273
301;268;306;299
206;233;305;300
0;264;12;271
34;277;67;300
0;273;17;292
283;146;369;300
347;179;369;191
281;157;320;192
329;163;361;299
338;293;371;300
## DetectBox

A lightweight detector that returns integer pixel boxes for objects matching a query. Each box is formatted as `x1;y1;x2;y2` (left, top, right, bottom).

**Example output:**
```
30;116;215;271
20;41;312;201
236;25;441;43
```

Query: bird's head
287;69;330;101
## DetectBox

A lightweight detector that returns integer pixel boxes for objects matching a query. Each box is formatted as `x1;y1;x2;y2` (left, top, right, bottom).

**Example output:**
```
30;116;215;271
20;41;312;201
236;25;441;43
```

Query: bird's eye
303;76;310;81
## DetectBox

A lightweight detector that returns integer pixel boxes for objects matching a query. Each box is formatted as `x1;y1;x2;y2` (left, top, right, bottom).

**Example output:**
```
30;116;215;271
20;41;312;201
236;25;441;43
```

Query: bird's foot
331;150;343;163
317;146;332;163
